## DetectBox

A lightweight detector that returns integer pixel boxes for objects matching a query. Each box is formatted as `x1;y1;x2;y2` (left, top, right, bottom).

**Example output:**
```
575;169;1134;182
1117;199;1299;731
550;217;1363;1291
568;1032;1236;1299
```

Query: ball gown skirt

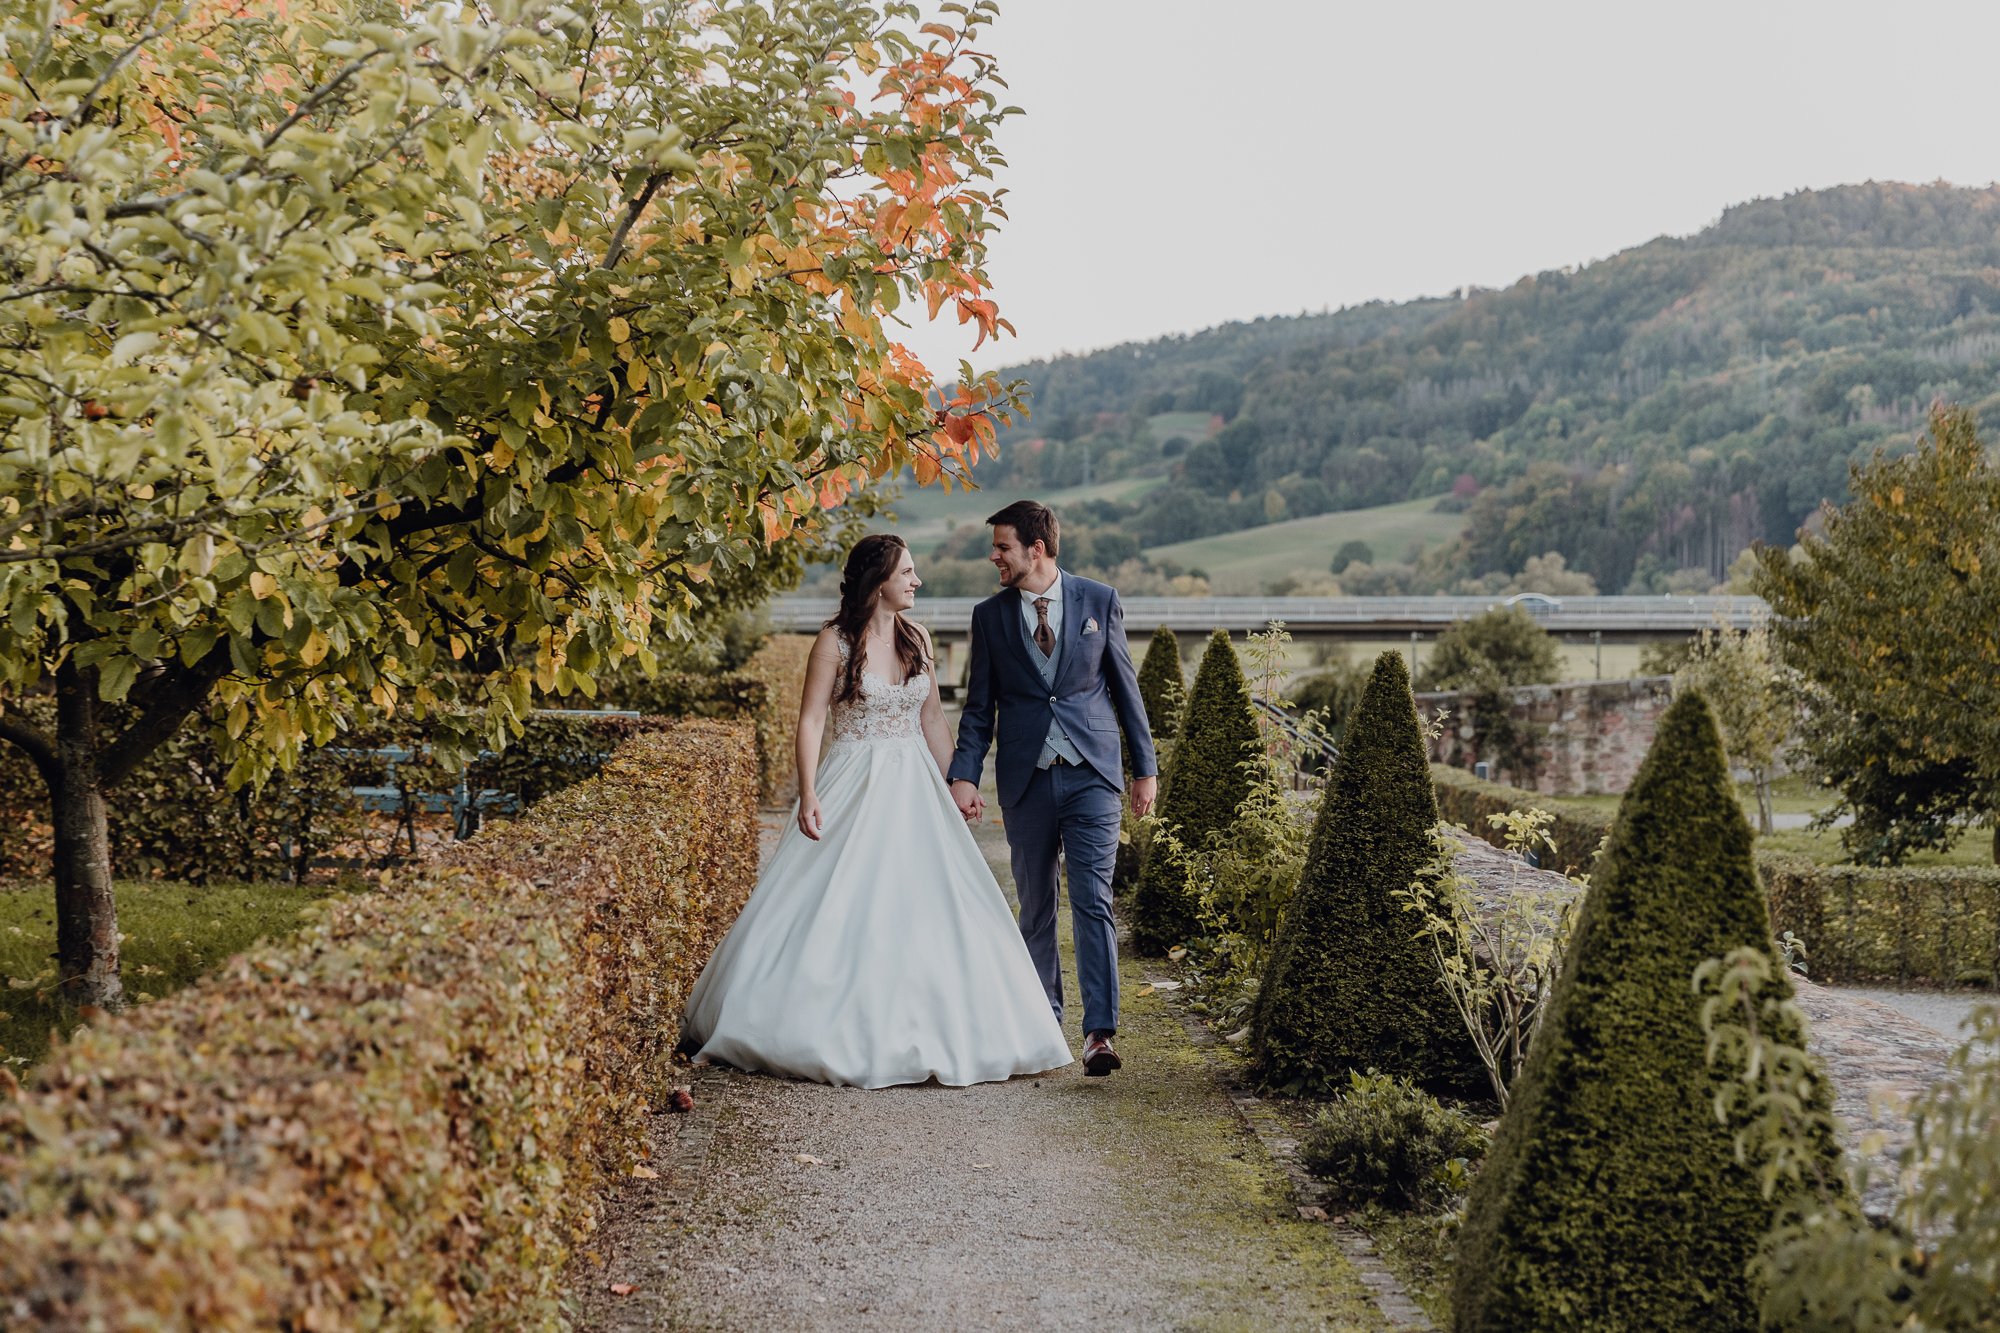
682;675;1074;1089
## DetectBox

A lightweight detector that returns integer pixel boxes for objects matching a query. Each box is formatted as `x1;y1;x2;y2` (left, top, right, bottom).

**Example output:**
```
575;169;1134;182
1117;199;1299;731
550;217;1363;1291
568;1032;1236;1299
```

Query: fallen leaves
667;1086;695;1113
609;1282;637;1297
793;1153;824;1166
630;1164;658;1179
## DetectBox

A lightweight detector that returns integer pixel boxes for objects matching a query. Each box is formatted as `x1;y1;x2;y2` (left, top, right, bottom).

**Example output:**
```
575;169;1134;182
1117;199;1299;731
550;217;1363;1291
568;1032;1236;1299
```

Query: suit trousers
1002;759;1122;1036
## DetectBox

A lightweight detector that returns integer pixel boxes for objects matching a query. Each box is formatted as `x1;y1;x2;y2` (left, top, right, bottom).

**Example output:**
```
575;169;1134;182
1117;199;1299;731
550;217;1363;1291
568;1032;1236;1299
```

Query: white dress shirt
1016;567;1063;645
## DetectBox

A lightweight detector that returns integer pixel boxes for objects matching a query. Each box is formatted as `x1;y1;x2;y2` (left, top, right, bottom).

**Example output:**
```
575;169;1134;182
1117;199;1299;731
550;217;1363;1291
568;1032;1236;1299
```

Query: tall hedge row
0;721;759;1328
1452;692;1837;1330
1250;651;1480;1094
1129;629;1259;954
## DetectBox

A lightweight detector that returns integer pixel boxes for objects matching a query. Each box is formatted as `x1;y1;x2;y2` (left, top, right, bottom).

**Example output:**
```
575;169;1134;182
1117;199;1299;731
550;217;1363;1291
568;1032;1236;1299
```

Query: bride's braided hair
827;534;930;704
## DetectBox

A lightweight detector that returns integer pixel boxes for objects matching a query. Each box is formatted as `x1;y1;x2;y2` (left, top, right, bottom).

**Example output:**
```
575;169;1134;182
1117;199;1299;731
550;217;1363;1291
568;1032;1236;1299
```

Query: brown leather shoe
1083;1031;1122;1077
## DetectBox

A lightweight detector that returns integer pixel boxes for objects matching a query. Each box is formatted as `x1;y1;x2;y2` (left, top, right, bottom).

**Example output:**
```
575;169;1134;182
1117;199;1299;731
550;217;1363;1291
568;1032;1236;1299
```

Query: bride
681;534;1074;1088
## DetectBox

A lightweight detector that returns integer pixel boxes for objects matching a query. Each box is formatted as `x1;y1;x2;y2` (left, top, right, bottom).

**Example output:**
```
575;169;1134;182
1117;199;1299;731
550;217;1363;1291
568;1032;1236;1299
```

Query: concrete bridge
767;593;1768;687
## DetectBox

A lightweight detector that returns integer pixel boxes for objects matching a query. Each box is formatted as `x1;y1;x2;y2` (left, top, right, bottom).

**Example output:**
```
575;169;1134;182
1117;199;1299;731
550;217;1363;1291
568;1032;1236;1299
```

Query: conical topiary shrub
1451;690;1837;1331
1117;626;1190;894
1137;626;1186;743
1128;629;1259;954
1250;650;1480;1093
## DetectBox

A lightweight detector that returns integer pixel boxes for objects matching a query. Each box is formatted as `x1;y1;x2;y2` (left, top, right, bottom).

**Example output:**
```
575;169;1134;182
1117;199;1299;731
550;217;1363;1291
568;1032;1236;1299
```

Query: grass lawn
1;877;350;1069
1146;496;1470;593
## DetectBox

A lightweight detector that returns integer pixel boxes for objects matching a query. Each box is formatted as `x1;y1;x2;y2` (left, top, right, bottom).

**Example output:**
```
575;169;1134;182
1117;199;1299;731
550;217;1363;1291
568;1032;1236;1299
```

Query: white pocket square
1083;617;1100;634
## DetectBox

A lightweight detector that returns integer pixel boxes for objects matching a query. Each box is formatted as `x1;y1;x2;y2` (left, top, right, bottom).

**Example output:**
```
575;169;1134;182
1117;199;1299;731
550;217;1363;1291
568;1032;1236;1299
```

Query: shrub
1286;658;1367;744
1451;691;1838;1332
1251;651;1481;1094
1136;625;1187;743
743;634;814;805
1300;1070;1489;1211
1129;629;1259;954
1762;857;2000;986
1702;953;1999;1329
0;721;759;1327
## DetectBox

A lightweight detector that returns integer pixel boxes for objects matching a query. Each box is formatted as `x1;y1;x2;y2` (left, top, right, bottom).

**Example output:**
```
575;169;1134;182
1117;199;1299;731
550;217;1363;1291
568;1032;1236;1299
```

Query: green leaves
0;0;1018;793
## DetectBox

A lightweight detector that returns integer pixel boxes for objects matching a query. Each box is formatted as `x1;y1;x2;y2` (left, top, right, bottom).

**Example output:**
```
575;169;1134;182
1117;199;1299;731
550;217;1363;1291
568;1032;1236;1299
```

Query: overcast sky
895;0;2000;375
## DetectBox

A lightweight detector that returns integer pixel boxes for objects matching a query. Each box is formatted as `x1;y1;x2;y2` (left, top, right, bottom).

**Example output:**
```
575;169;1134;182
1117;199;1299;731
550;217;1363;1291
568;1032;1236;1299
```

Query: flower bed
0;720;758;1328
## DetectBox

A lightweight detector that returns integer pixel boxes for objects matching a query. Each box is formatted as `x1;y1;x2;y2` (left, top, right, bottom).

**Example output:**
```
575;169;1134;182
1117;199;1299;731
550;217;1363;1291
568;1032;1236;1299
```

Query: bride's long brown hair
826;534;930;704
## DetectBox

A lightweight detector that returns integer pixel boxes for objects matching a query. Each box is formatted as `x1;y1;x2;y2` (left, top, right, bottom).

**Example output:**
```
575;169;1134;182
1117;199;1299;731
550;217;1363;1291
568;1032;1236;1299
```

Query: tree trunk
53;660;122;1009
1754;769;1775;836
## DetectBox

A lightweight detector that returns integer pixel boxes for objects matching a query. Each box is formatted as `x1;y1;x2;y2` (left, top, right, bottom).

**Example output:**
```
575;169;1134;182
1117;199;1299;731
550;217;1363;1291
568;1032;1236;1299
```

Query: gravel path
569;799;1384;1331
1826;986;1993;1041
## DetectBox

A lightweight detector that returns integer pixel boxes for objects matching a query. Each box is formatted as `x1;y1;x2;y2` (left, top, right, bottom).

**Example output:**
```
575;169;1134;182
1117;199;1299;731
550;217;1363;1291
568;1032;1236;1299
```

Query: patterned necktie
1033;596;1054;658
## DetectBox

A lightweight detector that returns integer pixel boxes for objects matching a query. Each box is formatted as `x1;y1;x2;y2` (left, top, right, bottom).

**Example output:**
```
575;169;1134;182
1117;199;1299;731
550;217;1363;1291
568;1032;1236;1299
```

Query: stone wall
1414;676;1673;795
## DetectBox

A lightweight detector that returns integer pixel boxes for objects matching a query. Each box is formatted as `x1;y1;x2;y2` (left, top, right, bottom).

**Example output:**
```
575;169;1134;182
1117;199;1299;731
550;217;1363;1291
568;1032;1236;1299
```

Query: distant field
877;473;1169;547
1147;497;1469;592
1145;411;1218;444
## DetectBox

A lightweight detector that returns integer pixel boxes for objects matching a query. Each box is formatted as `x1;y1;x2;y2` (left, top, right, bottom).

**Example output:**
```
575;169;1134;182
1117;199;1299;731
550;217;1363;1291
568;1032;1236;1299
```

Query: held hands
950;779;985;824
1130;775;1158;818
797;794;825;841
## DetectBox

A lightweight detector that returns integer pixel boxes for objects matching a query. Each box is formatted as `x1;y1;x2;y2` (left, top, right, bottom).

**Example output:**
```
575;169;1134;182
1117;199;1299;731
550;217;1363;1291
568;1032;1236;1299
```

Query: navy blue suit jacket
947;572;1158;809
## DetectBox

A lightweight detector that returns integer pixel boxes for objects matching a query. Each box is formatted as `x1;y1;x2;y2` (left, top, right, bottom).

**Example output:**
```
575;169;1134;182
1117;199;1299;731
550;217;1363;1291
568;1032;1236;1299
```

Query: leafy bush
0;721;759;1327
1130;629;1260;954
1141;625;1327;1023
1701;949;2000;1330
1399;810;1578;1108
1452;692;1838;1331
1286;658;1368;744
1300;1071;1489;1211
1252;652;1482;1095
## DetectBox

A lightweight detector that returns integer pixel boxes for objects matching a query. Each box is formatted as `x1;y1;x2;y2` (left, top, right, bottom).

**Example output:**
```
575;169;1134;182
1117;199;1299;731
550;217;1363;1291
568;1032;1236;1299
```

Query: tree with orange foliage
0;0;1019;1006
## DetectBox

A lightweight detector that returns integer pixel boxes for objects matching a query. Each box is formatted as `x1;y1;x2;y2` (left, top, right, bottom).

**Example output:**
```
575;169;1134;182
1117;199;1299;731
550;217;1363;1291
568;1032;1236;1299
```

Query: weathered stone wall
1415;676;1673;795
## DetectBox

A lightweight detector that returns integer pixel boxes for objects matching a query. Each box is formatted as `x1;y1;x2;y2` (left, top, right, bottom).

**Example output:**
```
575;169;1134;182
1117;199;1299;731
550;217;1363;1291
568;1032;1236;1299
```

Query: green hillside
1148;497;1467;593
929;181;2000;595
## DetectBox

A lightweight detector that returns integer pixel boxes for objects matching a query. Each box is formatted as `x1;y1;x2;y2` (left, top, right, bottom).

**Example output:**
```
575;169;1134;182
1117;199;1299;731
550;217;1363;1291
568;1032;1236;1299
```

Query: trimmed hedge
1136;625;1186;743
743;634;813;806
1429;763;1612;876
1251;651;1481;1094
1434;762;2000;985
1452;692;1837;1330
1762;858;2000;986
0;720;759;1327
1130;629;1260;954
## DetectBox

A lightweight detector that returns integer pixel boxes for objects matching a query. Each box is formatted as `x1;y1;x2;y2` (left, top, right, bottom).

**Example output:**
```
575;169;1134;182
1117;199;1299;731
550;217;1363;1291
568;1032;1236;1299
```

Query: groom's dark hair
987;500;1060;559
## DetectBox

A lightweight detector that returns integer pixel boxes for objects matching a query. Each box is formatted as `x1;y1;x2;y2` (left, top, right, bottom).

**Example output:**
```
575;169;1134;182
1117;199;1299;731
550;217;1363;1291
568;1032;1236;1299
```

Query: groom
949;501;1158;1077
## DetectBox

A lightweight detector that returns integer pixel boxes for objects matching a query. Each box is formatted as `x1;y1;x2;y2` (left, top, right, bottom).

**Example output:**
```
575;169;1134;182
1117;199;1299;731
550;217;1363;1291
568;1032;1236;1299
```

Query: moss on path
570;796;1383;1331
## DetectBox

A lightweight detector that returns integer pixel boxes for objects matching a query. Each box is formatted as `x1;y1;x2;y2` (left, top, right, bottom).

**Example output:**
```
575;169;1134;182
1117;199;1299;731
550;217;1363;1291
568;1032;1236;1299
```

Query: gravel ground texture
1827;985;1995;1042
568;795;1384;1332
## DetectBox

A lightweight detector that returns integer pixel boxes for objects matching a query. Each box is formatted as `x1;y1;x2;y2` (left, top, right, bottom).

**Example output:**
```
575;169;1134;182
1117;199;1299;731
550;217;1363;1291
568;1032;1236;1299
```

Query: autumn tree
0;0;1019;1005
1755;405;2000;864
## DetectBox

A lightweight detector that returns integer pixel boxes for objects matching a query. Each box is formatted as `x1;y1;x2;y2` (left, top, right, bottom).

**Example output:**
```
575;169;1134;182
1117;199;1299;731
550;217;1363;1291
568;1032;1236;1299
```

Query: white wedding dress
682;641;1074;1089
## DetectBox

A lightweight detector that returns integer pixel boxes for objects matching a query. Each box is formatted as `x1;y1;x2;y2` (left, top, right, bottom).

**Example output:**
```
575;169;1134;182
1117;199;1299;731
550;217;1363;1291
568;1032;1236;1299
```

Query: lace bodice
826;634;930;747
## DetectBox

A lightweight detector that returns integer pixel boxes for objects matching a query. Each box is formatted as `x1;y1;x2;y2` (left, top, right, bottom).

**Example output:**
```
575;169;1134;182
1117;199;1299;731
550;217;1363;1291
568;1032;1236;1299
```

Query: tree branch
0;713;58;785
99;643;232;788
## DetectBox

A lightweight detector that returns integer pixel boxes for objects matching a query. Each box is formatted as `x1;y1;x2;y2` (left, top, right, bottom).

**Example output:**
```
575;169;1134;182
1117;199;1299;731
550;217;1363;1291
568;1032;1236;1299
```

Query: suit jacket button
1048;695;1056;704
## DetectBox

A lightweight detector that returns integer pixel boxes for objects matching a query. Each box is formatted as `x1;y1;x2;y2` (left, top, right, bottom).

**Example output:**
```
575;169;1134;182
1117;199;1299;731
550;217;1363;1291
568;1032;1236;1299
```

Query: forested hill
969;182;2000;595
